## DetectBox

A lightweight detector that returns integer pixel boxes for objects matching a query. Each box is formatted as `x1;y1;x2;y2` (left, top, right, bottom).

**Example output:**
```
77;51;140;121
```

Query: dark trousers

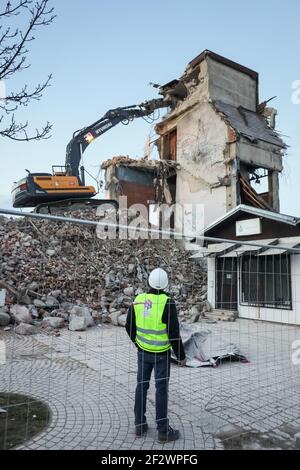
134;349;171;432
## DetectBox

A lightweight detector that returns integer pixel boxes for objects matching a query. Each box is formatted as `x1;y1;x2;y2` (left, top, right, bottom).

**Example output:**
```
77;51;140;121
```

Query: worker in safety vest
125;267;186;443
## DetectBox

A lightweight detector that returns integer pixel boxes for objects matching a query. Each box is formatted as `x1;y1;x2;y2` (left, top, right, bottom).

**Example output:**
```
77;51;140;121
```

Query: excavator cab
12;167;97;209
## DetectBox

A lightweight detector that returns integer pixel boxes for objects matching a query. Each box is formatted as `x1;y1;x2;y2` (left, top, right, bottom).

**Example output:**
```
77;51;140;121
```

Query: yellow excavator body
12;172;96;208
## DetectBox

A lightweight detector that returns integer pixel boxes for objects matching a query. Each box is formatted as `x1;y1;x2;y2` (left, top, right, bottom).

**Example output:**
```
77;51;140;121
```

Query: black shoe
135;423;148;437
158;426;180;443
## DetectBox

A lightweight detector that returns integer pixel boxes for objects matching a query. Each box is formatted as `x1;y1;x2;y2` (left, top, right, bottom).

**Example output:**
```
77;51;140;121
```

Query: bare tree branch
0;0;55;141
2;73;52;105
0;114;52;140
0;0;30;18
0;0;55;79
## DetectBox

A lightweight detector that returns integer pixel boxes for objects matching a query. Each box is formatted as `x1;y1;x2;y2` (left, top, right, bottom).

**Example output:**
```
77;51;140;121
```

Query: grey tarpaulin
172;323;248;368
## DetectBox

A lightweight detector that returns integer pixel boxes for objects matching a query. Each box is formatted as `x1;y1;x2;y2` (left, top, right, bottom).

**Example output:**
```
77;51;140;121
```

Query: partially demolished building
102;50;287;233
102;156;178;209
156;50;286;227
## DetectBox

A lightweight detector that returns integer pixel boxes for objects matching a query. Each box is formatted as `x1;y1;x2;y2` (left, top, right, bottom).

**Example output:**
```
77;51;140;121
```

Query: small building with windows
193;204;300;325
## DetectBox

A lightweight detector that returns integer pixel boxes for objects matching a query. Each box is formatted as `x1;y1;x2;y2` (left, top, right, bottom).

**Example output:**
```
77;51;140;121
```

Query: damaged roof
213;100;286;148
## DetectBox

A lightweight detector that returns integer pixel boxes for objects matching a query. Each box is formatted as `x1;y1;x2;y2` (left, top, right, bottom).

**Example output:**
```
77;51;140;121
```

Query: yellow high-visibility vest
134;293;171;353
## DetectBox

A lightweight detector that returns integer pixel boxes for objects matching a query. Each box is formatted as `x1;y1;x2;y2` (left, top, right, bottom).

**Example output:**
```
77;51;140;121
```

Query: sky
1;0;300;215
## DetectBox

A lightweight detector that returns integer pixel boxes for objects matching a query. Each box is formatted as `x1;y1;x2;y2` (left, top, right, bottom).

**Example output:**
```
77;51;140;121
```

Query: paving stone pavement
0;319;300;450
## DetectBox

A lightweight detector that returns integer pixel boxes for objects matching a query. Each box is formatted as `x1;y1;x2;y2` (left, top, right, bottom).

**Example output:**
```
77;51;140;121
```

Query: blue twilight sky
0;0;300;214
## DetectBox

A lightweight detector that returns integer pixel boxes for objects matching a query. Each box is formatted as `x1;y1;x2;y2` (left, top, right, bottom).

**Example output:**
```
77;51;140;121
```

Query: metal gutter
1;207;300;254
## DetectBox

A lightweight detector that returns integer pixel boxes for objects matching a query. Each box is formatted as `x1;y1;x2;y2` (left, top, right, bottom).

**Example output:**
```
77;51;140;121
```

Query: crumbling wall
235;139;283;212
157;100;231;228
206;56;258;110
237;138;283;171
108;166;156;208
156;50;285;225
102;156;179;213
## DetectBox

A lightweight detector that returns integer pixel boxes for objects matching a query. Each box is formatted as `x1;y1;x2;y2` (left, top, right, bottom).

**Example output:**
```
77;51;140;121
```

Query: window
216;257;238;310
162;129;177;161
240;254;292;309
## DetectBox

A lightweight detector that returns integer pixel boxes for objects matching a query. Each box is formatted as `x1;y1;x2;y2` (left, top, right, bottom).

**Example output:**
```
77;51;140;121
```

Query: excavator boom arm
65;98;169;180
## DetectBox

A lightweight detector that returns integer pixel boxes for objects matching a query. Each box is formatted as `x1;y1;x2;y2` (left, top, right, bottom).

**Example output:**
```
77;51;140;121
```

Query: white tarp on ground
172;323;247;368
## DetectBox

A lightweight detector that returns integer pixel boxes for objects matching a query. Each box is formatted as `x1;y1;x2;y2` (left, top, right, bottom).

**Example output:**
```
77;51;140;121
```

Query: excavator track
34;197;118;215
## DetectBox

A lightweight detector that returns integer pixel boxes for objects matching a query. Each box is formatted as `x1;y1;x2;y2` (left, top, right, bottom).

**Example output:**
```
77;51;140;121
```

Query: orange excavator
11;97;169;213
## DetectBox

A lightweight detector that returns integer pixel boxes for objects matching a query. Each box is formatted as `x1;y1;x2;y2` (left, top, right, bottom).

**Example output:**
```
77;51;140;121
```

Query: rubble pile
101;155;180;171
0;212;208;334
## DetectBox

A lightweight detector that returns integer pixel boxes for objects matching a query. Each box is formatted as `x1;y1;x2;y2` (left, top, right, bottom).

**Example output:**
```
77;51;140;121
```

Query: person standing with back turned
126;267;186;443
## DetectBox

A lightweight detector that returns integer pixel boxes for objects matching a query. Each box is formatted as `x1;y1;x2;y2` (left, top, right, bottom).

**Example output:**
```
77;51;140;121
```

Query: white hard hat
148;268;169;290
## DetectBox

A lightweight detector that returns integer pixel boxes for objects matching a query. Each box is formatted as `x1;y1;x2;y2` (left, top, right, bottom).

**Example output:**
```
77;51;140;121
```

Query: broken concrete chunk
29;305;39;318
127;264;135;274
15;323;37;335
49;290;61;299
68;306;94;331
0;312;10;327
42;317;64;329
21;235;32;243
135;287;144;295
69;306;94;326
202;300;211;312
0;305;9;313
169;285;181;296
60;302;74;312
0;289;7;307
46;249;56;257
91;310;102;320
123;287;135;296
45;296;60;308
187;306;201;323
68;315;87;331
19;294;32;305
108;310;123;326
122;295;133;307
117;313;127;327
190;306;200;316
33;299;46;308
57;313;69;321
101;313;111;324
10;305;32;324
27;282;39;292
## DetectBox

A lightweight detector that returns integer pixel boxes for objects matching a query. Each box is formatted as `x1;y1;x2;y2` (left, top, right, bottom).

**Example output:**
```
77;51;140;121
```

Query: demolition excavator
11;97;170;213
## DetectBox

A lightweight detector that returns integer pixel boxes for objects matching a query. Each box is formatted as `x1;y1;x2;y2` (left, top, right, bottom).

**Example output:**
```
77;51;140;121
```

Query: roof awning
190;242;232;258
221;244;259;257
257;237;300;256
190;237;300;258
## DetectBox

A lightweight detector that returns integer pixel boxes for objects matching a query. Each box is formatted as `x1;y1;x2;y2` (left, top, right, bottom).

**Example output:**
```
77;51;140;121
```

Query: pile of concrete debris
0;211;208;335
101;155;179;171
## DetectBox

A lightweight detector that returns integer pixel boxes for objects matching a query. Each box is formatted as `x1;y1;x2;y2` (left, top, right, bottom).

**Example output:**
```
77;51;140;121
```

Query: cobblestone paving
0;319;300;450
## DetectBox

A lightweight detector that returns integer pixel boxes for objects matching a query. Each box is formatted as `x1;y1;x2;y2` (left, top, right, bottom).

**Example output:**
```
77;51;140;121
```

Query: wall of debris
0;211;209;335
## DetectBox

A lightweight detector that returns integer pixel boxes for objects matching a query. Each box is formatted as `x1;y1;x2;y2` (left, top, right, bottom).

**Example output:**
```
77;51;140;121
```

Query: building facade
194;205;300;325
